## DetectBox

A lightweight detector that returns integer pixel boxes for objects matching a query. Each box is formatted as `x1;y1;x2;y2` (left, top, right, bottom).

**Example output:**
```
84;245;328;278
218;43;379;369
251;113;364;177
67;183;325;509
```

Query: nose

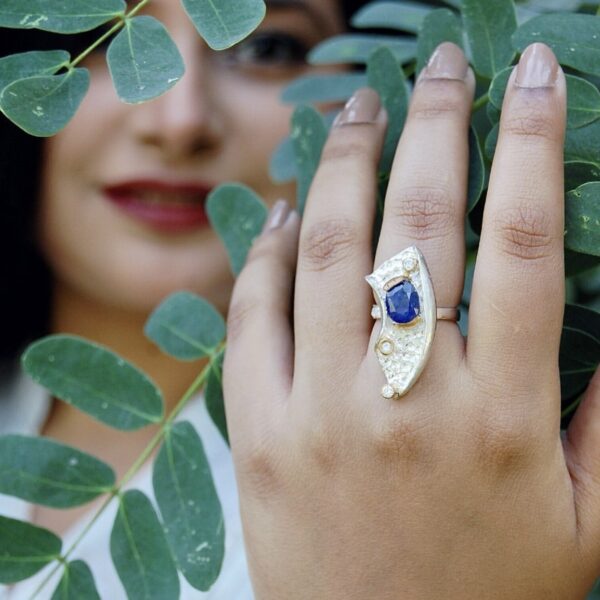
133;40;223;163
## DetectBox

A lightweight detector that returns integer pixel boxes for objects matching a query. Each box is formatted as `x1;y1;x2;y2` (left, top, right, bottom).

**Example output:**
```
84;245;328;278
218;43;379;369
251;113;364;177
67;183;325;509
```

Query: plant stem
69;0;153;69
27;351;219;600
472;93;489;113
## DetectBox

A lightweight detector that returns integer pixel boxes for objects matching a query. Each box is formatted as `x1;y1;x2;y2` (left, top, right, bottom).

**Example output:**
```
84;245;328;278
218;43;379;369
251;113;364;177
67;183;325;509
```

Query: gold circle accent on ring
371;305;460;322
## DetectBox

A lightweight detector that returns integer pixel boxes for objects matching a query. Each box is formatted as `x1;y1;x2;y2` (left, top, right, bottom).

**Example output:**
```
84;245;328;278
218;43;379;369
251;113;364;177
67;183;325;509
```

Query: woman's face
37;0;344;315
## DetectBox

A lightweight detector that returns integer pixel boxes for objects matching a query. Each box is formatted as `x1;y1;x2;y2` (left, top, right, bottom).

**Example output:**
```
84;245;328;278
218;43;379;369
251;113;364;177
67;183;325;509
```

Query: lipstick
103;179;213;232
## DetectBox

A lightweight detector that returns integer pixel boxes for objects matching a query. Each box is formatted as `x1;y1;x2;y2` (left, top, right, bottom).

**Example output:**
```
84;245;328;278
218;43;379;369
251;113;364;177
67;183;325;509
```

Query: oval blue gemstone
385;280;420;324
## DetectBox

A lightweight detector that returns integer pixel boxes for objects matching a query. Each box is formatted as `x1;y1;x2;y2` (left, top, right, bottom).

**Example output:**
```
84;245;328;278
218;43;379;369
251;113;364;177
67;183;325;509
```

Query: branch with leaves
1;0;600;598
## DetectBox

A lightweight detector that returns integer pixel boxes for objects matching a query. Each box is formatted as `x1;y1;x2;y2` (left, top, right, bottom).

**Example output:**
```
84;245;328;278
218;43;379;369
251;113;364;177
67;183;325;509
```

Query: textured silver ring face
366;246;437;400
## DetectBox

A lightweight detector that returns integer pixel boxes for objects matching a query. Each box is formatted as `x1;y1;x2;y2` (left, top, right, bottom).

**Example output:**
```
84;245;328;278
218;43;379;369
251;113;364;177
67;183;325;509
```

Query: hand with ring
223;42;600;599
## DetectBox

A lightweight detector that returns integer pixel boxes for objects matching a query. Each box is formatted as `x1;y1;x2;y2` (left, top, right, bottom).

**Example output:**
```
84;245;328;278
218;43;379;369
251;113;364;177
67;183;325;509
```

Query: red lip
103;179;213;232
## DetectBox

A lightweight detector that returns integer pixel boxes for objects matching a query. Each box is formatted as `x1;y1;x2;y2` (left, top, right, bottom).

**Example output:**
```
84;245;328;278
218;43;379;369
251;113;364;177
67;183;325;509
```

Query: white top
0;367;254;600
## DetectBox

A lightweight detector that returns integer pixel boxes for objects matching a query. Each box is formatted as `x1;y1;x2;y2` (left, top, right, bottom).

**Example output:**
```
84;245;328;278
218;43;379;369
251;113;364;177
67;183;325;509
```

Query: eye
221;31;310;68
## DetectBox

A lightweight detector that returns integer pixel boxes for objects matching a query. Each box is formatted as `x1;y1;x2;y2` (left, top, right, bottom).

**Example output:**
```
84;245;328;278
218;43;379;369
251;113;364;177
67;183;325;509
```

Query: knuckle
389;185;455;241
501;106;558;143
305;422;344;475
468;406;543;474
236;440;283;500
370;413;436;466
320;135;376;166
494;205;555;261
226;296;259;343
411;80;469;121
299;218;358;273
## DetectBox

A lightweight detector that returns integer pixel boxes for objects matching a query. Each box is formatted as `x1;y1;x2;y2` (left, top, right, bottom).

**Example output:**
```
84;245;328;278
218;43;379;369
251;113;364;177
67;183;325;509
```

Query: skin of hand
223;41;600;599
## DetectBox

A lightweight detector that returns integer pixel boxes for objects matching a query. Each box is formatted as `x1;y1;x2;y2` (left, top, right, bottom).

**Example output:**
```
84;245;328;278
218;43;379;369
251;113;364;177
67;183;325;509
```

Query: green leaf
0;68;89;137
206;183;268;276
484;122;499;159
416;8;463;75
513;14;600;77
462;0;517;79
490;67;600;129
565;118;600;166
291;105;328;215
352;1;431;34
0;0;125;34
281;72;368;104
560;305;600;400
486;101;501;125
565;182;600;257
467;127;486;213
51;560;100;600
106;16;184;103
565;249;600;277
205;351;228;445
110;490;179;600
0;50;70;92
0;435;115;508
367;46;408;173
153;421;225;590
269;136;297;183
22;335;163;430
0;516;61;584
309;34;417;65
565;161;600;192
181;0;266;50
145;291;225;360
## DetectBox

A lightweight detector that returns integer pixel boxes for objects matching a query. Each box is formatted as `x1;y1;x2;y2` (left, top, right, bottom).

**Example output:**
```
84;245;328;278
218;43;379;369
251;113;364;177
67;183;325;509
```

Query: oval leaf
467;126;486;213
0;0;125;33
0;516;61;584
291;105;328;215
282;72;367;104
416;8;463;75
513;14;600;77
206;183;268;276
565;118;600;166
566;182;600;257
309;34;417;65
269;135;297;183
145;291;225;360
51;560;100;600
0;435;115;508
153;421;225;590
0;50;69;92
22;335;164;430
205;351;228;445
462;0;517;78
490;67;600;129
352;1;431;34
0;68;89;137
110;490;179;600
565;161;600;193
181;0;266;50
367;46;408;173
107;15;184;103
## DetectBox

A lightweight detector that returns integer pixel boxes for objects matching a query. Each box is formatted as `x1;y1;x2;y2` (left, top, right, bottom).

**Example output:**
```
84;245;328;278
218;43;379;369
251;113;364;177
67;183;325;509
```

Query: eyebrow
264;0;332;36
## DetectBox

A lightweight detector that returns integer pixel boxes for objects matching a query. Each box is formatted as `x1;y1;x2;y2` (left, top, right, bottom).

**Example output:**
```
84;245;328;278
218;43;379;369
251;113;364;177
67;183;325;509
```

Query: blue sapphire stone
385;280;420;324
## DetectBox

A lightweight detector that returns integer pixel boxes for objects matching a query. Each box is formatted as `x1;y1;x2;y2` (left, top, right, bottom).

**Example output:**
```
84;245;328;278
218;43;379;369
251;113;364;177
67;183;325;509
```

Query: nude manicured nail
421;42;468;80
515;43;558;88
262;199;291;234
334;88;381;126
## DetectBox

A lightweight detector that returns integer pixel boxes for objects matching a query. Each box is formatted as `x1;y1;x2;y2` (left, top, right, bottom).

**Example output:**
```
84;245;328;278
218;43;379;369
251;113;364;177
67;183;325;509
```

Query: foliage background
0;0;599;597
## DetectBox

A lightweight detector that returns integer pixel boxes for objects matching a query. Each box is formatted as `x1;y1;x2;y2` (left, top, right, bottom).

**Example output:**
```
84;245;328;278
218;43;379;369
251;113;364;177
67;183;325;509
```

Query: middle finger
374;42;475;311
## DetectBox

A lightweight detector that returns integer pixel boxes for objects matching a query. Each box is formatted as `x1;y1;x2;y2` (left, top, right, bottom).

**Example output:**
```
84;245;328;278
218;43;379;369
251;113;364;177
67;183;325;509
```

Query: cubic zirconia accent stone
382;384;395;399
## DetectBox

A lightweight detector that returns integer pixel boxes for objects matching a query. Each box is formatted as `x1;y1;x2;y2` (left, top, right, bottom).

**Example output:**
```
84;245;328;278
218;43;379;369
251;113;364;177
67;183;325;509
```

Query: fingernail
515;43;558;88
334;88;381;126
262;199;291;234
421;42;468;80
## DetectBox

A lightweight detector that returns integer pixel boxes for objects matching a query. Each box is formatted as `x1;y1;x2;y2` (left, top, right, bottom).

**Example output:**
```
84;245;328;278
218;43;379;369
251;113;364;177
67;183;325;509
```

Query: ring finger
374;42;475;320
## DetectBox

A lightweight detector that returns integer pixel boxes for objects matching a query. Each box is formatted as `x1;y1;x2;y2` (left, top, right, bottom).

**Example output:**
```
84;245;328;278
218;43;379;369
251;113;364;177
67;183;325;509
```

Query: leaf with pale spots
153;421;225;590
107;15;184;103
565;182;600;257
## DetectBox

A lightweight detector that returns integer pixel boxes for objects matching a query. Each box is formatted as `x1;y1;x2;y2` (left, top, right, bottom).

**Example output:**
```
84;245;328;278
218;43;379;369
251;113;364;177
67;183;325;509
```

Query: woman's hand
223;42;600;599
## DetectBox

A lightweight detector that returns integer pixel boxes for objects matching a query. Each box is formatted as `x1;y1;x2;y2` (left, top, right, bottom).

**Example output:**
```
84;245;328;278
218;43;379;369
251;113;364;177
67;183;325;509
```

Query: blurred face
37;0;344;315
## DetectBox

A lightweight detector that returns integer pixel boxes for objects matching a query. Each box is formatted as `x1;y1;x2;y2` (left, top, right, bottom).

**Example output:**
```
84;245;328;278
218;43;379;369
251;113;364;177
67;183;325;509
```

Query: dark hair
0;0;371;371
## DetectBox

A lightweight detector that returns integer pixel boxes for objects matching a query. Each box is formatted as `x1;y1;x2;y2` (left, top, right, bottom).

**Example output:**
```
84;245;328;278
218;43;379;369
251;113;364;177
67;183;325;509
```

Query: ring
365;246;459;400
